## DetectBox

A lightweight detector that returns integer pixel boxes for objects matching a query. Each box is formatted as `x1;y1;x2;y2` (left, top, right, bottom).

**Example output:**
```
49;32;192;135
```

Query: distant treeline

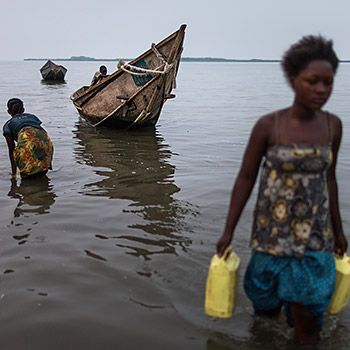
24;56;279;62
24;56;350;63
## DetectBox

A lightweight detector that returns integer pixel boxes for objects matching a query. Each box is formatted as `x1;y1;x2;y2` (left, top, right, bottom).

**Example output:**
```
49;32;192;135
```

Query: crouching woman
3;98;53;179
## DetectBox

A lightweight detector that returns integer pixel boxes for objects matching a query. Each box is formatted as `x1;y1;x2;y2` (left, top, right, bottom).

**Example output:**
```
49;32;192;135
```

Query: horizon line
22;56;350;63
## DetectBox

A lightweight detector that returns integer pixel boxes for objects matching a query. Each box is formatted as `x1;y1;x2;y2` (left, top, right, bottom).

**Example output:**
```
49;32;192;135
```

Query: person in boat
3;98;54;179
90;65;108;85
216;35;347;346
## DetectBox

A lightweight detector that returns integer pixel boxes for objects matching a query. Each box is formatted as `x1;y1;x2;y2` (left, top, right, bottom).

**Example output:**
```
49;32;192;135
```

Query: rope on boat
121;44;172;76
121;62;173;76
120;65;151;76
151;43;168;65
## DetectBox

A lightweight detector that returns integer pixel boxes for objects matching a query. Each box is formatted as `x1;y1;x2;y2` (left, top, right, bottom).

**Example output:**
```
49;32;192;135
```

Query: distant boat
70;24;186;128
40;60;67;81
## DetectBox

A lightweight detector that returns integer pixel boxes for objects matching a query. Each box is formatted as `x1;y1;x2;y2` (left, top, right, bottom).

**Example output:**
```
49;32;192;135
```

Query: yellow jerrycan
328;254;350;314
205;246;240;318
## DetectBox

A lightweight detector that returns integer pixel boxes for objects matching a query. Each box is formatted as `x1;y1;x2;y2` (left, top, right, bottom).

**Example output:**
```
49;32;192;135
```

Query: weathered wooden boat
70;24;186;128
40;60;67;81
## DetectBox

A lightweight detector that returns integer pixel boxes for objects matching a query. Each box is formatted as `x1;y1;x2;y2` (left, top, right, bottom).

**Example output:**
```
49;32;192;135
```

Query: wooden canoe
70;24;186;128
40;60;67;81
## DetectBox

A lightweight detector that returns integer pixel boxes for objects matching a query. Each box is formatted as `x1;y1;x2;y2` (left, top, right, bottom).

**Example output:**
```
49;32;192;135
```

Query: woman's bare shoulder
326;111;342;125
253;110;283;144
256;112;275;127
325;111;342;135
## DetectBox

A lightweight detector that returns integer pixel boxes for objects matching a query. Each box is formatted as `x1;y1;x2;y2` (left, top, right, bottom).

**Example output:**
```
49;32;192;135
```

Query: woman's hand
216;233;232;257
334;232;348;257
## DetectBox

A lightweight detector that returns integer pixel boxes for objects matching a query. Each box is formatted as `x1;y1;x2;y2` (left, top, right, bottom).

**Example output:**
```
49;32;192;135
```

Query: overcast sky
1;0;349;61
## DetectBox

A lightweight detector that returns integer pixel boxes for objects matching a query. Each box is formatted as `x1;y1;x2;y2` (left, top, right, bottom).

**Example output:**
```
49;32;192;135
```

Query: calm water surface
0;61;349;349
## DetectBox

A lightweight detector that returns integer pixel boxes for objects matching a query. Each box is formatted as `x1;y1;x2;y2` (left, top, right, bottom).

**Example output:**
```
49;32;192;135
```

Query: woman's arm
216;116;270;256
4;134;17;176
328;115;348;256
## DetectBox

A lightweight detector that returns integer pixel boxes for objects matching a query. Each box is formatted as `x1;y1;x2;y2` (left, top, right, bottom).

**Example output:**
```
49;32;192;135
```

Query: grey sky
1;0;349;61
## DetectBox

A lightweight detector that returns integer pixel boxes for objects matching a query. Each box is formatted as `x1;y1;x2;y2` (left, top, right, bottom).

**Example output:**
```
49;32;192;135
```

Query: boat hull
71;25;186;129
40;60;67;81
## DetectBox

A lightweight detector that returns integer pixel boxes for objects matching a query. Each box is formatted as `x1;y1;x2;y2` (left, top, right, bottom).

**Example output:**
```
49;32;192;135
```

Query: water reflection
73;121;197;260
8;176;56;218
40;80;67;86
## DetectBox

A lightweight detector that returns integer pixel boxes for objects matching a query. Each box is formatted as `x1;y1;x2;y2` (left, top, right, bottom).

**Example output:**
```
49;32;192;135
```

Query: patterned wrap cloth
14;126;53;177
244;250;335;329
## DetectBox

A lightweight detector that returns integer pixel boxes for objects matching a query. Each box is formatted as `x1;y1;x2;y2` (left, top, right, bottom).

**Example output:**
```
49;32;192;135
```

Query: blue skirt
244;250;335;328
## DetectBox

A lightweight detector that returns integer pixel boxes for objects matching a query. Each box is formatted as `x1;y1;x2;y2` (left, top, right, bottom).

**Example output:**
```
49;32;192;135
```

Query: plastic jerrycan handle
337;253;350;268
222;246;232;260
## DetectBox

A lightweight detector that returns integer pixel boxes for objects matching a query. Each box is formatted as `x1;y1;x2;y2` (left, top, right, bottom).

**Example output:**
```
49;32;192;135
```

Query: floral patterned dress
250;143;334;257
14;126;53;177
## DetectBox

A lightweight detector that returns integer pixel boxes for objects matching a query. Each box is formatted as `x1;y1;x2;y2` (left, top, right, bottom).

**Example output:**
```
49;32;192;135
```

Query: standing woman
3;98;53;179
216;36;347;346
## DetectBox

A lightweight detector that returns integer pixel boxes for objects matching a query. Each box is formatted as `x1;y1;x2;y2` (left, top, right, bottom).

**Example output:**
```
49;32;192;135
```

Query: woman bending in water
3;98;53;179
216;35;348;346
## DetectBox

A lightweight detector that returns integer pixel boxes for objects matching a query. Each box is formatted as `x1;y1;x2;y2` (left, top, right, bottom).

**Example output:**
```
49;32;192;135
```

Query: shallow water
0;61;349;349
